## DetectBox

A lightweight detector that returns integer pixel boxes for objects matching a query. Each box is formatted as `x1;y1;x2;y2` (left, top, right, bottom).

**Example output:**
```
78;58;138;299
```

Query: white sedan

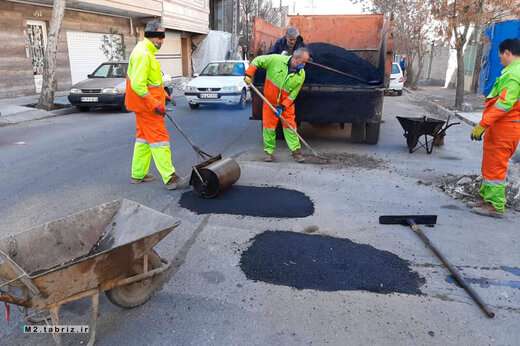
388;62;404;95
184;60;250;109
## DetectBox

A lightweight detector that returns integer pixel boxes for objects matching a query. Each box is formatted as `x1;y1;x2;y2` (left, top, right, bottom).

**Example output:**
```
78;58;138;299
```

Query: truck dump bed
251;14;393;144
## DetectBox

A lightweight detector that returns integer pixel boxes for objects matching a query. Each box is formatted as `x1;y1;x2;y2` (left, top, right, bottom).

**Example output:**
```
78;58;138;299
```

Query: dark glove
154;103;166;116
275;105;285;118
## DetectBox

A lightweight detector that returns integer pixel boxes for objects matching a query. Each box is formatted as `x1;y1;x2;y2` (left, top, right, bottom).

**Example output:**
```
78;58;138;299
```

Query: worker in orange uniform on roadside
125;20;180;190
244;48;311;163
470;38;520;217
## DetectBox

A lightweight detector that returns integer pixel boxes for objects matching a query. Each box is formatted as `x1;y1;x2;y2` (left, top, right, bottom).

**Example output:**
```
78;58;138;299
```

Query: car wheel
237;89;247;109
397;90;403;96
77;106;89;112
189;103;199;110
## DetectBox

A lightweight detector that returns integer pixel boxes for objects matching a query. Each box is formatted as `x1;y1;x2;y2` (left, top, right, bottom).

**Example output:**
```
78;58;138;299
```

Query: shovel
248;84;327;161
165;113;240;198
379;215;495;318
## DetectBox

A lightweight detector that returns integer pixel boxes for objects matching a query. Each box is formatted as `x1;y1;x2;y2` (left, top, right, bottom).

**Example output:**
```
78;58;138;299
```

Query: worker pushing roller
470;38;520;218
125;20;180;190
244;48;311;163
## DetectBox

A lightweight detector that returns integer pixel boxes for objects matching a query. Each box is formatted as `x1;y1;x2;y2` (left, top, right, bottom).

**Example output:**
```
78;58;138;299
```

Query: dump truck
250;15;393;144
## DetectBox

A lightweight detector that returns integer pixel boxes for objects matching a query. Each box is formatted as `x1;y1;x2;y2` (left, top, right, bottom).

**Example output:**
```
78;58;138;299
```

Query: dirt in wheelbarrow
240;231;425;294
302;152;387;169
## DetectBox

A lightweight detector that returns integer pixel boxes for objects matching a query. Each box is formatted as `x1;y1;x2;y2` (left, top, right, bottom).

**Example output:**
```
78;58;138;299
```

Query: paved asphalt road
1;94;519;346
0;97;259;232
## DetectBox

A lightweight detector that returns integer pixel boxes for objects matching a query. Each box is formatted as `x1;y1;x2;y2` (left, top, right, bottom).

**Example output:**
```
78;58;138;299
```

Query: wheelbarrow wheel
106;250;168;309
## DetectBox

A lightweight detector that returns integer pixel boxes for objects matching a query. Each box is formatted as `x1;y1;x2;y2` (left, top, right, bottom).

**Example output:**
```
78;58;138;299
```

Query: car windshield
91;63;128;78
200;62;245;76
392;64;401;74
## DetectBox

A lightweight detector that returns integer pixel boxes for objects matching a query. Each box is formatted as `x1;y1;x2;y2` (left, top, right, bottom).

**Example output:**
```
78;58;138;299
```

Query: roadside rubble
439;164;520;211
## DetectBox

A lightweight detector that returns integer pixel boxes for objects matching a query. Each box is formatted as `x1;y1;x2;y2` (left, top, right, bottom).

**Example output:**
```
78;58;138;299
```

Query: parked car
388;62;404;95
184;60;250;109
68;61;174;112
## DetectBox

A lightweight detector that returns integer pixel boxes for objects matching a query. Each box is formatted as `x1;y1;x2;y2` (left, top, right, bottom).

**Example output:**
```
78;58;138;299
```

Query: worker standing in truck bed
269;27;306;56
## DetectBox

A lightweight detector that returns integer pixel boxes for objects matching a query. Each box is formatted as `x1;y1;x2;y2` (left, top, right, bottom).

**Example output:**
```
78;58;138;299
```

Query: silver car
68;61;173;112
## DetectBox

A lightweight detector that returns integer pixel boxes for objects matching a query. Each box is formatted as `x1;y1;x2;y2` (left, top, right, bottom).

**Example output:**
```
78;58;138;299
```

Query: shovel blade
379;215;437;226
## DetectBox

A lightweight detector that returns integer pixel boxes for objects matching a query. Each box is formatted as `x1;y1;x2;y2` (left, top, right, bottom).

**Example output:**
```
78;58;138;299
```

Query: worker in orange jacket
125;20;180;190
244;48;310;162
470;38;520;217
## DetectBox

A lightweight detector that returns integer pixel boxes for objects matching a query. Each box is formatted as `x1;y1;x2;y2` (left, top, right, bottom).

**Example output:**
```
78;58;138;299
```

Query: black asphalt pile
439;171;520;212
179;186;314;218
303;152;386;169
240;231;425;294
306;43;381;85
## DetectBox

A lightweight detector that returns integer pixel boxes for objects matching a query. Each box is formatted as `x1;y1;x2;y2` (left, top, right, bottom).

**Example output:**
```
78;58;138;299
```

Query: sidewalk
0;91;73;127
406;86;485;126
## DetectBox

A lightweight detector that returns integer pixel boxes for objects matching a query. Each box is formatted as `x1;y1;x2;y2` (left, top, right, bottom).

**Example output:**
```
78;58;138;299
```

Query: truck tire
351;122;366;143
365;122;381;145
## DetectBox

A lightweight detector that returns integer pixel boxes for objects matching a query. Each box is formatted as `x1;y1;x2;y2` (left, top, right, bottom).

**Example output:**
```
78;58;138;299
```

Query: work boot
466;199;486;208
264;152;274;162
471;204;505;218
131;174;155;184
292;149;305;163
165;174;181;190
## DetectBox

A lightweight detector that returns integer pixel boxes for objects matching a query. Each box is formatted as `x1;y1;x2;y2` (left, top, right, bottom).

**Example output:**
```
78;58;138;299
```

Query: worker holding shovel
470;38;520;217
125;20;180;190
244;48;311;163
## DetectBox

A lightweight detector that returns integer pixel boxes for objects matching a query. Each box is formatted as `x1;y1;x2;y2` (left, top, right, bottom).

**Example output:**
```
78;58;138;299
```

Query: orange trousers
480;121;520;211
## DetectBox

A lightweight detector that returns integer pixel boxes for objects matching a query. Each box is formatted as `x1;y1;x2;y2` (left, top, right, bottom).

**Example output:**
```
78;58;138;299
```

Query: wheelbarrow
0;199;180;345
396;116;460;154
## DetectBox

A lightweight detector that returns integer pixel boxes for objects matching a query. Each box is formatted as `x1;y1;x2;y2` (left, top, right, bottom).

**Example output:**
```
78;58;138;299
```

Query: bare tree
431;0;520;109
37;0;66;110
239;0;282;56
355;0;436;89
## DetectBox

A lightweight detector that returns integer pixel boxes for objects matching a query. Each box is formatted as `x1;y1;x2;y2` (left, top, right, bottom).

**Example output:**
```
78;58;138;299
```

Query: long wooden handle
409;223;495;318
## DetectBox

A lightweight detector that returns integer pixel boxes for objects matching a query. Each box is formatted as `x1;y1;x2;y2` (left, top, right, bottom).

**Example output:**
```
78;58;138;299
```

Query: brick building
0;0;210;99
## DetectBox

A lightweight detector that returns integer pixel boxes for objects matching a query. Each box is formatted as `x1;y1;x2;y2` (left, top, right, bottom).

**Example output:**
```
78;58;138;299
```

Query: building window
210;0;224;31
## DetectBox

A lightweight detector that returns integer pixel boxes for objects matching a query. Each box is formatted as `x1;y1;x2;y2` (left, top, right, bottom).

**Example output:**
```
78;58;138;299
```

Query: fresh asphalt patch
240;231;425;295
179;185;314;218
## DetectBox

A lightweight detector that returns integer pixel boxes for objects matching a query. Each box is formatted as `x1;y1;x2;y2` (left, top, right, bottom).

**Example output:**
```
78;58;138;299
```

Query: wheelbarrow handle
436;122;461;137
0;250;41;297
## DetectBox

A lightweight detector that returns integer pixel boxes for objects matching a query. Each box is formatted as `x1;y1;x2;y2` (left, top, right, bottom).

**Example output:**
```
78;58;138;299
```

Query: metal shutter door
157;31;183;77
66;31;123;84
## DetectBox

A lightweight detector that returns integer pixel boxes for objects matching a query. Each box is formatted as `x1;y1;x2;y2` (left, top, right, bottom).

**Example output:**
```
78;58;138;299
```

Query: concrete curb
0;106;76;127
404;87;477;126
